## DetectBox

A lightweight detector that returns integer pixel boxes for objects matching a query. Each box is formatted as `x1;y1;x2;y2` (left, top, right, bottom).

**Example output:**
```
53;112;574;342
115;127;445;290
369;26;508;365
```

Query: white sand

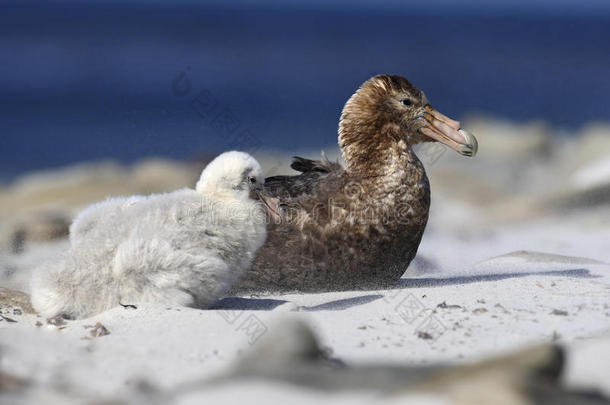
1;209;609;404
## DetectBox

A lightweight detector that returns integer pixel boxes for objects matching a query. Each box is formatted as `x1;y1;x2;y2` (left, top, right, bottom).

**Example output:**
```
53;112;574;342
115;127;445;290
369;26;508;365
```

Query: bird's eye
249;177;257;184
401;98;412;106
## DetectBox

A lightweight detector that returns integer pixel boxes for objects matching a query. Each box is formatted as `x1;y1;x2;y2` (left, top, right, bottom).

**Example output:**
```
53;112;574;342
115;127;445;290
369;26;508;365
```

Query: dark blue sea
1;2;610;179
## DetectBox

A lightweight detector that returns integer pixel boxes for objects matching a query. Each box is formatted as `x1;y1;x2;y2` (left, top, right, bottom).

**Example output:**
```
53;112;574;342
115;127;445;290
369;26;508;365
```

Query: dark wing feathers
265;156;345;198
290;156;342;174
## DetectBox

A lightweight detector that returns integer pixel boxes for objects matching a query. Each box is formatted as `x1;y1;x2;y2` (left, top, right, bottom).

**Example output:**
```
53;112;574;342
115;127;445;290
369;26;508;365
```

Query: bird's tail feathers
290;154;342;174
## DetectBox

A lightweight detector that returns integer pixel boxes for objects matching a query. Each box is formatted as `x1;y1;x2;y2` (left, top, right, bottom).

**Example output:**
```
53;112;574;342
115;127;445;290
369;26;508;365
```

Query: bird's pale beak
418;105;478;157
255;189;283;223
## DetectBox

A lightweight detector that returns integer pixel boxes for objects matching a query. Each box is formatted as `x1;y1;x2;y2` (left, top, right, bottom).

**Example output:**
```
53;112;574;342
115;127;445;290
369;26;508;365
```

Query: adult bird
234;75;478;292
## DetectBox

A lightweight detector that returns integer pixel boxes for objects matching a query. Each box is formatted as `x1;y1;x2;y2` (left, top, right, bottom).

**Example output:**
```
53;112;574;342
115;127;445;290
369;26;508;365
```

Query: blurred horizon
2;0;610;180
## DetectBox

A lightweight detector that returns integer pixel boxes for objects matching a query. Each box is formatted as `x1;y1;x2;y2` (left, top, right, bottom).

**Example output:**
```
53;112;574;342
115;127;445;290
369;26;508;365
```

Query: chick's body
32;152;268;319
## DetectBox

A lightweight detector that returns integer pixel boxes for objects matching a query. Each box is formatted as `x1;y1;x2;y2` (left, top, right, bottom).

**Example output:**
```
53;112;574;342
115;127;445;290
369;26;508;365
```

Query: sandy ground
1;119;610;404
1;209;609;404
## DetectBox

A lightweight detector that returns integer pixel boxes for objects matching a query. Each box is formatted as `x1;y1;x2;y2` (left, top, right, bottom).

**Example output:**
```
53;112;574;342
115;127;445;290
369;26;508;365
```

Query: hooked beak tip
457;129;478;157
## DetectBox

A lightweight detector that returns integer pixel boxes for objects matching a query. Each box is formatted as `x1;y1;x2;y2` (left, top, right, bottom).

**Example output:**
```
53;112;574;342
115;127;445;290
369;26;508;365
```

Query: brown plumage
234;74;478;292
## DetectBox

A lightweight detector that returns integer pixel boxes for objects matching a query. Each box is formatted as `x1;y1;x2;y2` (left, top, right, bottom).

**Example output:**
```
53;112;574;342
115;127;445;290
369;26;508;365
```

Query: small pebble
0;314;17;323
437;301;462;309
82;322;110;339
494;303;510;314
417;331;433;340
47;316;66;326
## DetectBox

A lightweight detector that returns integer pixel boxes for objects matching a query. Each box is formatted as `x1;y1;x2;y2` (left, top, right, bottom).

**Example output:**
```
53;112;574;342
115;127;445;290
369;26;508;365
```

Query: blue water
1;2;610;178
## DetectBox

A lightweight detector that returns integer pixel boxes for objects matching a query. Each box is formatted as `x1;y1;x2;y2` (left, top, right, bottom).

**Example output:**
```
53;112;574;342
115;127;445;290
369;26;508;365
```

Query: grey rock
189;318;608;405
0;287;34;314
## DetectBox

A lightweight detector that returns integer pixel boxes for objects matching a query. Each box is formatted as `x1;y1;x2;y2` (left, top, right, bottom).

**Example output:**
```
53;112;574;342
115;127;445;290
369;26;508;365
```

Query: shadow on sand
213;294;384;311
396;268;598;289
212;268;599;311
211;297;288;310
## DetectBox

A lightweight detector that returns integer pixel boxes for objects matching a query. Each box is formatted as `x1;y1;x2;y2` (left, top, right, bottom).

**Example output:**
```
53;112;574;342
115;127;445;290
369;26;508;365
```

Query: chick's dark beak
254;189;283;223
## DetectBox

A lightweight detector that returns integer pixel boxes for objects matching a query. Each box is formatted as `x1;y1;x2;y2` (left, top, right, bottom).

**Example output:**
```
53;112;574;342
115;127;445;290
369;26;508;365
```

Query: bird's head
339;74;478;162
196;151;265;198
196;151;282;221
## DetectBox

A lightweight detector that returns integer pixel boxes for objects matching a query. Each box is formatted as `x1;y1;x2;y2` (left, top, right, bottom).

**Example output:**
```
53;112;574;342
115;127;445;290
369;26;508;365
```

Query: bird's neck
340;121;426;182
339;137;430;234
338;115;431;214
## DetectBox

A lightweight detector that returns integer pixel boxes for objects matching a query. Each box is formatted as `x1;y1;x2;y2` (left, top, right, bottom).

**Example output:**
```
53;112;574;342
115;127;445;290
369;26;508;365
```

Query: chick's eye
249;177;257;184
401;98;412;106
